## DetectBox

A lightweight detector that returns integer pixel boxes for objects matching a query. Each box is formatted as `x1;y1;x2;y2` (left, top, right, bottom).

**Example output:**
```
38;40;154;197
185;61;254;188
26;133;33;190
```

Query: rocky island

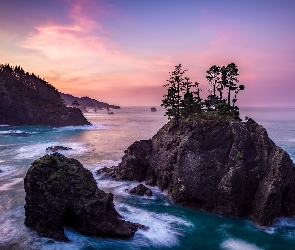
99;118;295;226
0;64;90;126
24;153;143;241
97;63;295;226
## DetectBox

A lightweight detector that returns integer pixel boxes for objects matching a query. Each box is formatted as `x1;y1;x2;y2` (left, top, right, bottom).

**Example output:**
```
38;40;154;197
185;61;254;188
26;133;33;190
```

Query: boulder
128;184;152;197
99;118;295;226
24;153;142;241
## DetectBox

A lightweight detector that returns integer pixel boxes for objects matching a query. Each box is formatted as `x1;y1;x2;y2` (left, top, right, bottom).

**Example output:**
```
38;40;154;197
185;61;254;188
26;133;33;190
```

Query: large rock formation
0;64;90;126
24;153;142;241
99;118;295;226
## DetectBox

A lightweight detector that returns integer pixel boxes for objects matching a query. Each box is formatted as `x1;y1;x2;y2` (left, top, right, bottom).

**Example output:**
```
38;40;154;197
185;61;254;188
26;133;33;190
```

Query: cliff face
100;119;295;226
24;153;141;241
0;64;90;126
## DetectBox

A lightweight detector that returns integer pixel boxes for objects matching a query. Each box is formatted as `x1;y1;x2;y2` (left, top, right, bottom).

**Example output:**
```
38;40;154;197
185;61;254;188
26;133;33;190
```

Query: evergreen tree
71;100;80;108
161;64;186;120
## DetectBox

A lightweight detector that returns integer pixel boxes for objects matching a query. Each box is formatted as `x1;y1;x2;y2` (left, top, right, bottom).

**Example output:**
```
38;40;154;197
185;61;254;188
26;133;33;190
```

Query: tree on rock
206;65;221;107
71;100;80;108
162;62;245;121
161;64;186;120
180;78;202;117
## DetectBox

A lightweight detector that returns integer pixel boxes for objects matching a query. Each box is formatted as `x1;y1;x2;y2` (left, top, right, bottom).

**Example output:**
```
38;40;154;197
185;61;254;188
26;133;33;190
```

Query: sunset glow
0;0;294;106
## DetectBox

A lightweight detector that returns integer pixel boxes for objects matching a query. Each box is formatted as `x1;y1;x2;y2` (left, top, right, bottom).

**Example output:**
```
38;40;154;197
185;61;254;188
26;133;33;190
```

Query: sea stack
98;118;295;226
24;153;142;241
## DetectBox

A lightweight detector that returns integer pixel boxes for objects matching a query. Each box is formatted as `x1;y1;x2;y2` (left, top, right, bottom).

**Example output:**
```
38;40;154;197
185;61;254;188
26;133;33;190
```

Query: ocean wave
117;203;194;247
0;124;10;127
13;142;90;160
13;142;59;160
221;238;264;250
0;165;16;177
264;218;295;238
0;130;39;135
53;124;106;132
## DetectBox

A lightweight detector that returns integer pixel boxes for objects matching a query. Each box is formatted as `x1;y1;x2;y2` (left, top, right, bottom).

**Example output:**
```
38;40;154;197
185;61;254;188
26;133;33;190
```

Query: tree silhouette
161;64;186;120
220;63;240;108
71;100;80;108
206;65;221;102
162;62;245;121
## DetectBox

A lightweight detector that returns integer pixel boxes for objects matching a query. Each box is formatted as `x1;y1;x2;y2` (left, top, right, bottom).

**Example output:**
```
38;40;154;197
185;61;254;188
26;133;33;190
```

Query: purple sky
0;0;294;106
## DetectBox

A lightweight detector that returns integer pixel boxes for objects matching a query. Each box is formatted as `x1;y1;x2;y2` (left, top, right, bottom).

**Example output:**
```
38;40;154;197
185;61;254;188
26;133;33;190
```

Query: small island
0;64;90;127
98;63;295;226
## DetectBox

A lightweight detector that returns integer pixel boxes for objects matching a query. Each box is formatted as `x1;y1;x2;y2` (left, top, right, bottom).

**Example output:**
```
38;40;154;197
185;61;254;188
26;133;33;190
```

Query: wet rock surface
99;119;295;226
24;153;142;241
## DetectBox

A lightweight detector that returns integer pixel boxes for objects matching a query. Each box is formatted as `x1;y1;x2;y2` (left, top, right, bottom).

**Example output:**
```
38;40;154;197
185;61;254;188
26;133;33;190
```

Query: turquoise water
0;107;295;250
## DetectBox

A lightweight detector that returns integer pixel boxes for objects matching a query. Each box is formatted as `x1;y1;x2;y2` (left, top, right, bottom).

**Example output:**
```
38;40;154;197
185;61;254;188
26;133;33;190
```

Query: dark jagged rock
46;146;72;152
102;140;152;182
128;184;152;197
0;64;90;126
24;153;142;241
99;118;295;226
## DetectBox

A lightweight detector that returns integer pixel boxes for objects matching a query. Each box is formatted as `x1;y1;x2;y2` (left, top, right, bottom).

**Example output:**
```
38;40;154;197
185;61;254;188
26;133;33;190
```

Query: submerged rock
46;146;72;152
24;153;142;241
99;118;295;226
128;184;153;197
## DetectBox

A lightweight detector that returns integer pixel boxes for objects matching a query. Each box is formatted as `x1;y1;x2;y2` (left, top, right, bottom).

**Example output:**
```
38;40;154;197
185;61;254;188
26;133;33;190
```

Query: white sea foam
0;130;39;135
221;238;264;250
0;124;9;127
0;130;23;134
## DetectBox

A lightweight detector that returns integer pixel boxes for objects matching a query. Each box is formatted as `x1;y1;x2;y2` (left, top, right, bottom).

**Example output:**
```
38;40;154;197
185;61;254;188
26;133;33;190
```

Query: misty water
1;107;295;250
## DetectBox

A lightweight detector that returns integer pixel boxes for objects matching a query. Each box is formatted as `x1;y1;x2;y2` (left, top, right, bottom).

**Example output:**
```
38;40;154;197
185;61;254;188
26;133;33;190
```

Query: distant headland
60;93;120;111
0;64;90;127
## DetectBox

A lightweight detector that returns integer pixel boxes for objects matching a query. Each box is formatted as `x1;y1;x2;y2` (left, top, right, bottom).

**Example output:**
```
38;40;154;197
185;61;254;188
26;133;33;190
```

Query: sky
0;0;294;107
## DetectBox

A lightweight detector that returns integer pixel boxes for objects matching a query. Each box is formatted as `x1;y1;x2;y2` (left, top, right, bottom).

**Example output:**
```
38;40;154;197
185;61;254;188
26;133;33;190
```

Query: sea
0;106;295;250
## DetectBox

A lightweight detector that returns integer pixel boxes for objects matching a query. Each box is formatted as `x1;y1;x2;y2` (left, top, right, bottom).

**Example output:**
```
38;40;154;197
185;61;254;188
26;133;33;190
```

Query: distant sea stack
60;93;120;110
0;64;90;127
99;118;295;226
